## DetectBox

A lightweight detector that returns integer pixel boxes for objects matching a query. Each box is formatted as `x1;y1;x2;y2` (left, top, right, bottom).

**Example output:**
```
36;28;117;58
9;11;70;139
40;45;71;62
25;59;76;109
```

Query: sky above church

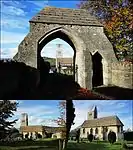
11;100;62;128
1;0;80;59
11;100;133;131
71;100;133;131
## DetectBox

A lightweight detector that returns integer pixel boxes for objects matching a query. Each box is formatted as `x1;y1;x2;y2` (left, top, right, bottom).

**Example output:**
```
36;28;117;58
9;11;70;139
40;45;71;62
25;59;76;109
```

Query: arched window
83;128;85;134
95;128;98;134
90;128;93;134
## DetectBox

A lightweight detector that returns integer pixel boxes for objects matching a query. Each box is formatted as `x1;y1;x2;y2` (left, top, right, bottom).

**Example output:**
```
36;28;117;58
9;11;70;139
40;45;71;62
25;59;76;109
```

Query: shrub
108;131;116;144
88;134;93;142
124;132;133;141
53;135;57;139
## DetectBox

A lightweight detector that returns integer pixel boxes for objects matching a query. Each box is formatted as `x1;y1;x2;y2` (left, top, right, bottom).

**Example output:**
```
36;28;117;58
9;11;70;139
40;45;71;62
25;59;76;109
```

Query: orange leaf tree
78;0;133;62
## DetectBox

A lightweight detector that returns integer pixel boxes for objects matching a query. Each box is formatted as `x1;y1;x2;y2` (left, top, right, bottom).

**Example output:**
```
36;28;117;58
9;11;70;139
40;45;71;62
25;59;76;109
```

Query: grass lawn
0;139;59;150
66;141;123;150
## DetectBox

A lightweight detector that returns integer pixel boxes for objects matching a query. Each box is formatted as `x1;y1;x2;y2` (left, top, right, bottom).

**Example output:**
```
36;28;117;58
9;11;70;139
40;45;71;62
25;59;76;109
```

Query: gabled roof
81;116;124;128
57;58;73;65
20;125;43;132
30;6;103;27
20;125;65;133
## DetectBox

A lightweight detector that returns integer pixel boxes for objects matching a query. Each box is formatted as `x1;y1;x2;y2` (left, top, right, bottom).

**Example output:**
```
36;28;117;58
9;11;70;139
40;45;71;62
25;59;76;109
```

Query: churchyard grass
0;139;58;150
66;141;123;150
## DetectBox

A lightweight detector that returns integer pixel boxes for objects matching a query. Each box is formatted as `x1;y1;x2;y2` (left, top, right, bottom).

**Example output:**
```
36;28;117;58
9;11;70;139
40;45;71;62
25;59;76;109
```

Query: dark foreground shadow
1;59;132;100
93;86;133;100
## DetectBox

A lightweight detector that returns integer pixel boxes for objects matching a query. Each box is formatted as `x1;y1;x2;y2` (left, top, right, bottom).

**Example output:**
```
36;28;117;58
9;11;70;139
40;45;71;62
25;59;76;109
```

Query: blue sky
10;100;63;128
1;0;80;59
9;100;133;131
71;100;133;131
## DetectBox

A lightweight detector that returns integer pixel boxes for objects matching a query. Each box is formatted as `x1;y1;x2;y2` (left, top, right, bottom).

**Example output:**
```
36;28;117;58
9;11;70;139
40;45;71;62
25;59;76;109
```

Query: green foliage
124;132;133;141
88;134;93;142
108;131;116;144
0;100;18;140
78;0;133;62
43;57;56;66
76;129;80;143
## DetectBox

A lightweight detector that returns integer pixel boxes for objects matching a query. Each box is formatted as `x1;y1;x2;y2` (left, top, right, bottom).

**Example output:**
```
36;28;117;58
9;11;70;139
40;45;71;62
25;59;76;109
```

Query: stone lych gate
13;7;118;90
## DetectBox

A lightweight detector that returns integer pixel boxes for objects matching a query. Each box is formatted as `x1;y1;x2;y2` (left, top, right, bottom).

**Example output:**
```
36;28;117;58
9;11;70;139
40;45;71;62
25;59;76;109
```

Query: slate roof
81;116;124;128
30;6;103;26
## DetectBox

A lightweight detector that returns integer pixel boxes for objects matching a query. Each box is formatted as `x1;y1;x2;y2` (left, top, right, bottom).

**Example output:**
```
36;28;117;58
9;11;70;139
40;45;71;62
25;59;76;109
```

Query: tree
54;100;66;127
54;100;75;150
65;100;75;148
76;129;80;143
108;131;116;144
0;100;18;140
88;134;93;142
53;100;66;150
78;0;133;62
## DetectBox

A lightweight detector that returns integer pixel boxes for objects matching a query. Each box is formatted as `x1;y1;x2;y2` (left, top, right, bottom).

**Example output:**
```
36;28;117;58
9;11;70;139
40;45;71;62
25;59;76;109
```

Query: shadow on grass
66;142;106;150
0;139;58;147
66;142;123;150
93;86;133;100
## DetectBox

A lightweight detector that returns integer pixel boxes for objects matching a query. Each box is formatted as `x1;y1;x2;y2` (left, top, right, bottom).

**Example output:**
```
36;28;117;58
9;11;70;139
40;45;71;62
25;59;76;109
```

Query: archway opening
37;30;76;78
92;52;103;87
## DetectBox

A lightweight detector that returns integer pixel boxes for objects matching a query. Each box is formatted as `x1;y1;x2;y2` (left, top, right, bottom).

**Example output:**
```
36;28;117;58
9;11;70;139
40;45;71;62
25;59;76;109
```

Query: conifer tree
0;100;18;140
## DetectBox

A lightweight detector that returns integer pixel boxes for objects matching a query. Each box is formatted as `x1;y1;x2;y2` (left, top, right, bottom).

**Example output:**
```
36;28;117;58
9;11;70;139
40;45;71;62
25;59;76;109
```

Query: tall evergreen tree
0;100;18;140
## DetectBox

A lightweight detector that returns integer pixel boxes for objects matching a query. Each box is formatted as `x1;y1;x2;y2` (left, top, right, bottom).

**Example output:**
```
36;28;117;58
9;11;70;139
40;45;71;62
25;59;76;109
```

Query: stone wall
111;62;133;89
14;7;118;90
80;126;120;141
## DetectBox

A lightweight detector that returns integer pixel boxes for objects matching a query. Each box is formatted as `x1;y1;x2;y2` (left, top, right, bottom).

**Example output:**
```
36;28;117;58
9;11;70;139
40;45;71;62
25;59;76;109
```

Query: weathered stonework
14;6;130;90
111;62;133;89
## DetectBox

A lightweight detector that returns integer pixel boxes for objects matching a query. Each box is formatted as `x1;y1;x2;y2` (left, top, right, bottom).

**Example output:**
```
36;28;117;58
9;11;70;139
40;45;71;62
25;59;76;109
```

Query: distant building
57;58;73;67
80;106;124;141
19;113;66;139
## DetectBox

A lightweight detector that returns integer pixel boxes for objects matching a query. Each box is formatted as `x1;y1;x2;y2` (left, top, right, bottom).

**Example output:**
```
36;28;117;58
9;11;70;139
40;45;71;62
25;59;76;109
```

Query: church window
121;126;123;132
89;113;92;116
83;128;85;134
95;128;98;134
118;126;120;133
90;128;93;134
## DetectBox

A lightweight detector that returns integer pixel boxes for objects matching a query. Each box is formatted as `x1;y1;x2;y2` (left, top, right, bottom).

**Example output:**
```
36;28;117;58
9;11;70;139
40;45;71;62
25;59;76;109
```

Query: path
93;85;133;100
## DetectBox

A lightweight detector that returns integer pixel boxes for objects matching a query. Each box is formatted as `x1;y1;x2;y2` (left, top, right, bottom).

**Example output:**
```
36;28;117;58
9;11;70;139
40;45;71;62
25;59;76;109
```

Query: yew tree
78;0;133;62
54;100;75;150
0;100;18;140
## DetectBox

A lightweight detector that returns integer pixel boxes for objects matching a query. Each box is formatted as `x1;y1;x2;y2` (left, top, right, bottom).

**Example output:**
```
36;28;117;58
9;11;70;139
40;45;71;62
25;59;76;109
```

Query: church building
80;106;124;141
19;113;66;139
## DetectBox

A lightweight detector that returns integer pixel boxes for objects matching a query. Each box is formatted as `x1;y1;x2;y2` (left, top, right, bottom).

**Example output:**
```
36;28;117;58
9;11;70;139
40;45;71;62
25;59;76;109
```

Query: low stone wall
111;62;133;89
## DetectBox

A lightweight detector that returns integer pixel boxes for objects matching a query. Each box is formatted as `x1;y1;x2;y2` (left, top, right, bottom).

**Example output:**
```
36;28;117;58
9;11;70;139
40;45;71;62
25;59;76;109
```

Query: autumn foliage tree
0;100;18;140
54;100;75;150
55;100;66;128
78;0;133;62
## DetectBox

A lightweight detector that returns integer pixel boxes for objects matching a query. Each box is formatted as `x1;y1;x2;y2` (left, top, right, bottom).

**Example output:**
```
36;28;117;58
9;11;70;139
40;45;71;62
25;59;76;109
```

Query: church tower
87;106;97;120
21;113;28;126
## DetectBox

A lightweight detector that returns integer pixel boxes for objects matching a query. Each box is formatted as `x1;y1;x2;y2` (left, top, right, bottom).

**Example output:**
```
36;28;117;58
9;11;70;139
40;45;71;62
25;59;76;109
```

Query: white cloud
1;31;26;44
29;1;48;9
11;103;60;129
1;2;26;17
1;18;29;30
1;47;18;58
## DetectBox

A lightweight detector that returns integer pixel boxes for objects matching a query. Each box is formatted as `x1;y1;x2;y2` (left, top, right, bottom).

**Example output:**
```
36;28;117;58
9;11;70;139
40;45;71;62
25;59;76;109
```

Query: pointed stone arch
13;7;118;90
